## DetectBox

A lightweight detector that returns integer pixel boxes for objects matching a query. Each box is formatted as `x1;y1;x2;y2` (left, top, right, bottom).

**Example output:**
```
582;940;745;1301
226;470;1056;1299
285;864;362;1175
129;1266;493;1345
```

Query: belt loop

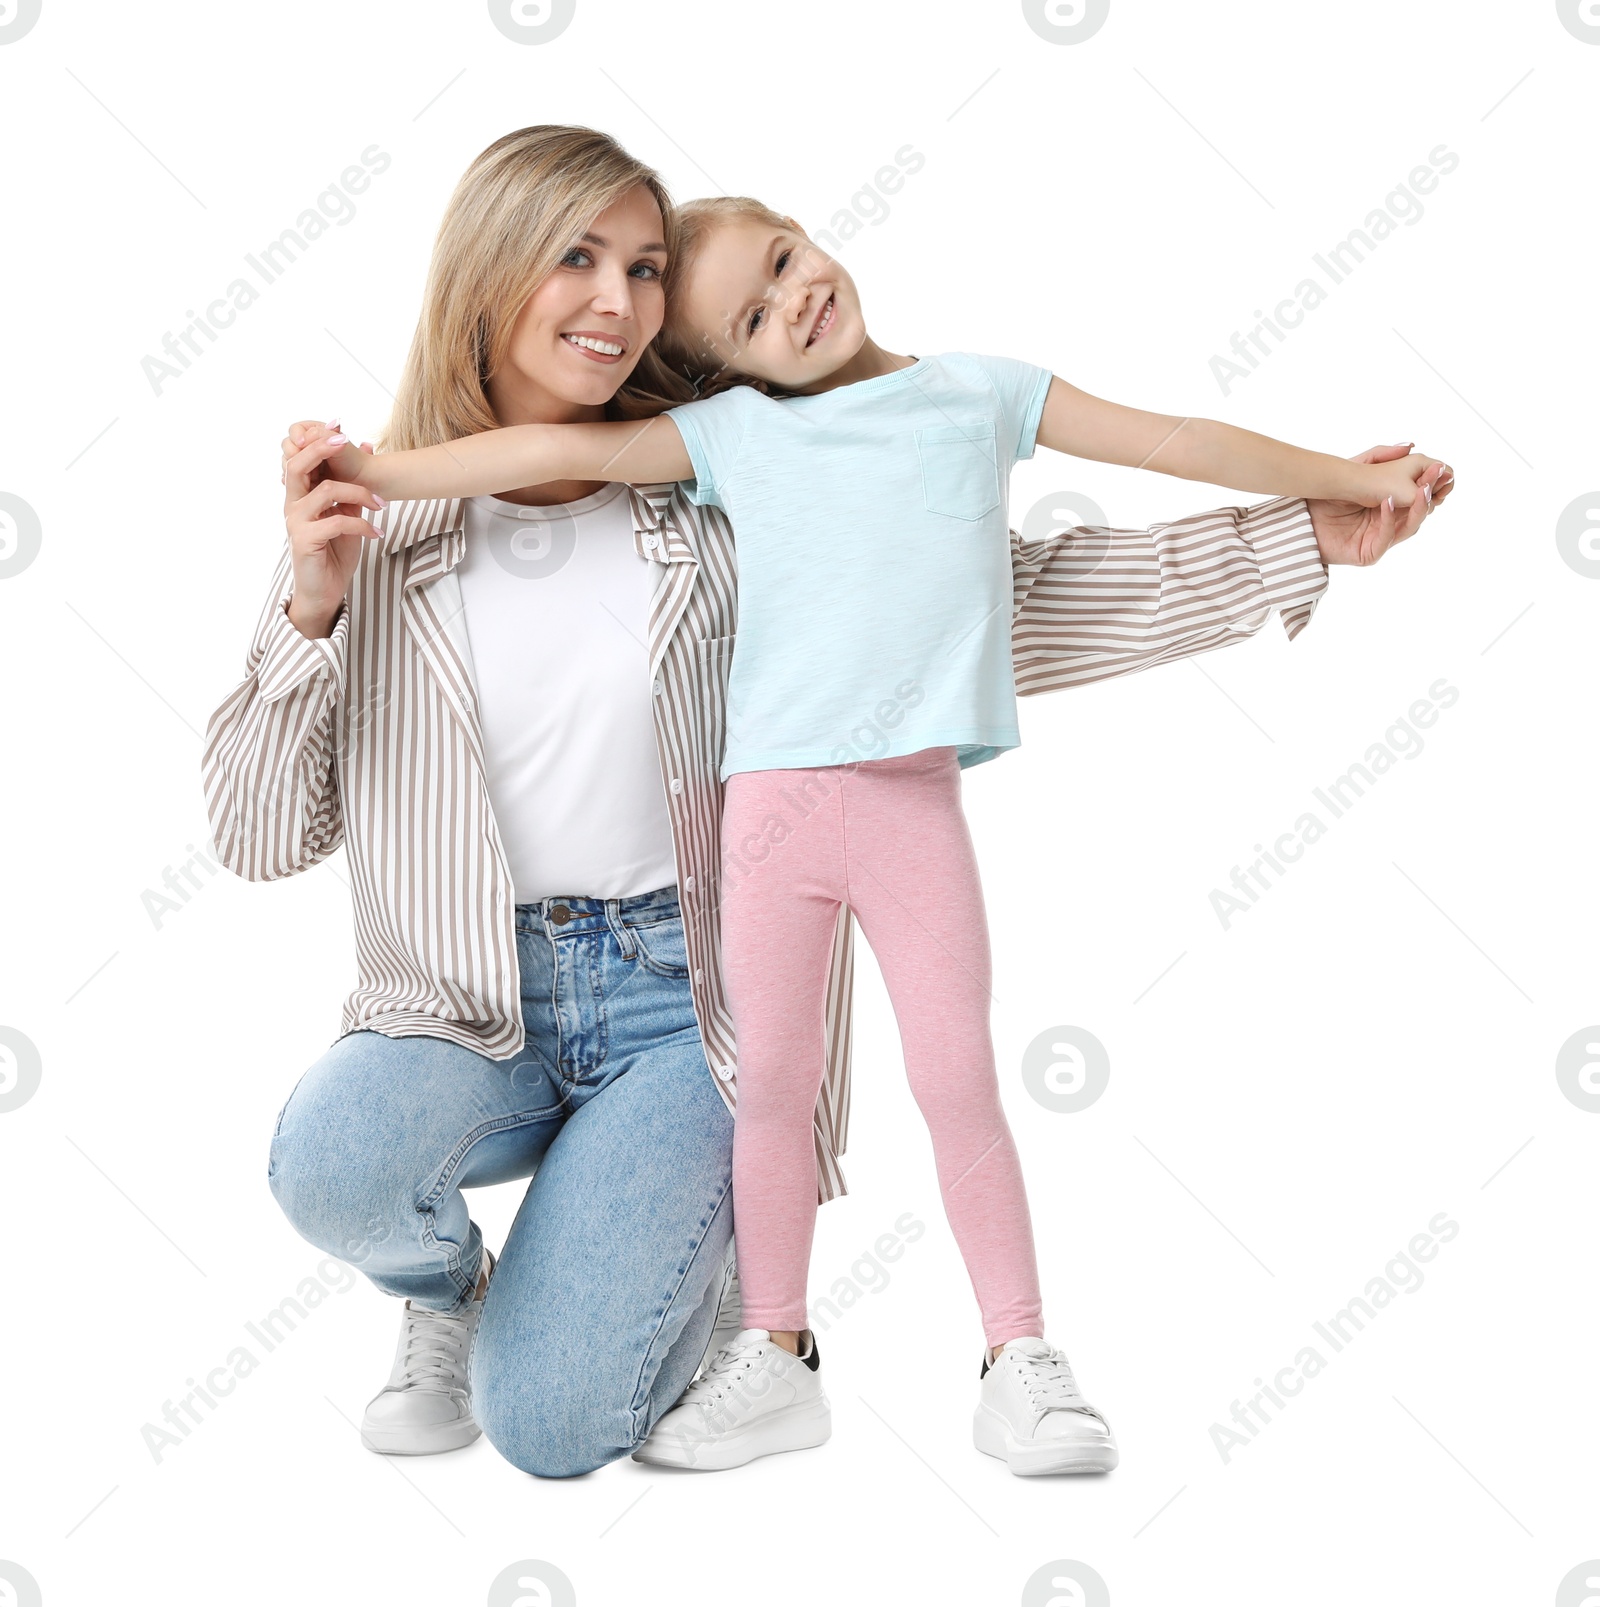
604;896;636;958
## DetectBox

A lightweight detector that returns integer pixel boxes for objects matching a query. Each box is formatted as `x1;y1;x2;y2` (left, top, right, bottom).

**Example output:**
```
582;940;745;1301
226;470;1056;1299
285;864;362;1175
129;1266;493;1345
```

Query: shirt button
683;876;695;893
644;534;660;550
652;678;663;696
669;778;683;794
717;1064;734;1082
695;968;705;984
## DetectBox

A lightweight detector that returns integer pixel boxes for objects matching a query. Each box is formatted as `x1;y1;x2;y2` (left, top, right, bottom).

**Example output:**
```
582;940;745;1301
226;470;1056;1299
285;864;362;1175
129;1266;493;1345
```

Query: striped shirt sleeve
1009;494;1329;696
202;539;349;880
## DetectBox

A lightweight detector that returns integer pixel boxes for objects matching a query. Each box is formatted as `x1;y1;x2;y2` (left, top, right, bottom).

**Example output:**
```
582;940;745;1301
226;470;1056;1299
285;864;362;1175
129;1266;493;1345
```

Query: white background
2;1;1595;1603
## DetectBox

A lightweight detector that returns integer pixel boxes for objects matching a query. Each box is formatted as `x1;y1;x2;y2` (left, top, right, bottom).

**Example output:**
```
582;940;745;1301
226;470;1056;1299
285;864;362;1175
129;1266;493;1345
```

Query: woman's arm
1009;493;1327;698
1034;376;1444;514
203;431;361;879
318;415;693;500
1007;441;1450;697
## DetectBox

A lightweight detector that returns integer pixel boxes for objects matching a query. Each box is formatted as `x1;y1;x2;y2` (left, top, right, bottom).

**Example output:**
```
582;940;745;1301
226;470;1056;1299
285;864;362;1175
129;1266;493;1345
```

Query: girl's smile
805;293;836;347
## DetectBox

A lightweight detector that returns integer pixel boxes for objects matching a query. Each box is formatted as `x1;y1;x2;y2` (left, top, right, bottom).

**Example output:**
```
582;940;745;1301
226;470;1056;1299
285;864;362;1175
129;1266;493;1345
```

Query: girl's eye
747;247;792;331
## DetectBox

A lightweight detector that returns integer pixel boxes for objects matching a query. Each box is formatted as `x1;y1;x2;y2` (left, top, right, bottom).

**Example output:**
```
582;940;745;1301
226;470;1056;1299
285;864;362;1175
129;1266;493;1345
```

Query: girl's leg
719;766;850;1335
839;747;1045;1351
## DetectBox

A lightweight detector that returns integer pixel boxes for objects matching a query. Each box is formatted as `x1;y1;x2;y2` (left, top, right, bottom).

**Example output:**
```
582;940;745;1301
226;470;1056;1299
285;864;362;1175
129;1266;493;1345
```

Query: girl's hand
1306;443;1455;567
280;419;385;639
1352;451;1445;514
283;418;380;490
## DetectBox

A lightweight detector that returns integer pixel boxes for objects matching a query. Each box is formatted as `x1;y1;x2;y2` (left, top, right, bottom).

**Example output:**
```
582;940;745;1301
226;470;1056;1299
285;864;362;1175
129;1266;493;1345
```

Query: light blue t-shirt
668;351;1052;781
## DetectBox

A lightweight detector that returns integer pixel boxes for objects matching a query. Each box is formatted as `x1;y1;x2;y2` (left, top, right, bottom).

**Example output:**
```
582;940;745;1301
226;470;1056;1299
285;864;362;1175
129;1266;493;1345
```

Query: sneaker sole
972;1404;1118;1475
360;1418;482;1456
632;1398;831;1471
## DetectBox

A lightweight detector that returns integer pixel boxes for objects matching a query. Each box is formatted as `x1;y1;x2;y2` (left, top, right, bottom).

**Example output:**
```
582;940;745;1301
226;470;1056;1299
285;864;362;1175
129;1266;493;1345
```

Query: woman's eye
629;261;661;280
562;247;592;268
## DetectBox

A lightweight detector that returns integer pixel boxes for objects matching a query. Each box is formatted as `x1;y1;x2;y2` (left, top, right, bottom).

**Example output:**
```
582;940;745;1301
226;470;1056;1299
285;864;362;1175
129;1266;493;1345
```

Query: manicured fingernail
1386;495;1395;512
1392;441;1411;449
370;522;385;536
373;495;387;509
328;433;348;446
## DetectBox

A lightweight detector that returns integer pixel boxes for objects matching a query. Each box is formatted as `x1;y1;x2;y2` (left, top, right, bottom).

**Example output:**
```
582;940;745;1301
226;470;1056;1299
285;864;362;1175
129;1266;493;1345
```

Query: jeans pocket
630;915;692;978
915;421;1000;521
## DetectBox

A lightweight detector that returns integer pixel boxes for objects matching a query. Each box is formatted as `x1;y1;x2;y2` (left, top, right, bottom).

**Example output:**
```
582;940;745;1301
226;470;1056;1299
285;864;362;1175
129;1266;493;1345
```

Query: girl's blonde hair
379;125;693;451
656;195;797;401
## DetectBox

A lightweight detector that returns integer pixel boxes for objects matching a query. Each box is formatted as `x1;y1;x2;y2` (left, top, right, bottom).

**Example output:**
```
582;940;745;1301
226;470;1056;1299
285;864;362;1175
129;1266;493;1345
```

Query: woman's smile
562;330;629;363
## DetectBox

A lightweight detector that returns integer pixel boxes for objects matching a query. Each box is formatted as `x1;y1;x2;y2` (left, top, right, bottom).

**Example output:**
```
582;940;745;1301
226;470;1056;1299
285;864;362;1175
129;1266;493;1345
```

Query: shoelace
1005;1344;1090;1410
680;1335;766;1406
394;1305;473;1390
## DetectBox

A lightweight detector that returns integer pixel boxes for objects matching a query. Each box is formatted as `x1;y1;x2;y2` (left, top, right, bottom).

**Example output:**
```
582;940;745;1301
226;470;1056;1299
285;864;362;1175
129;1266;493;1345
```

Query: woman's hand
1306;443;1455;567
280;419;385;639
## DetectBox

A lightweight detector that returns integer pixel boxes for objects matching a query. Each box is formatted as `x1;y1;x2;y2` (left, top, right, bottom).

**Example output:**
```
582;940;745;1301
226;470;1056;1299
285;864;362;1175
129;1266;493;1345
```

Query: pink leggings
719;745;1043;1350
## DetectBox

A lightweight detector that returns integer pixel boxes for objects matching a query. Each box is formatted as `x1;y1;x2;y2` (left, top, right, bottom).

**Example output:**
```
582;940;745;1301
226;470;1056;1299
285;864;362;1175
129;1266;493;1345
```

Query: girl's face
489;184;669;421
679;219;868;395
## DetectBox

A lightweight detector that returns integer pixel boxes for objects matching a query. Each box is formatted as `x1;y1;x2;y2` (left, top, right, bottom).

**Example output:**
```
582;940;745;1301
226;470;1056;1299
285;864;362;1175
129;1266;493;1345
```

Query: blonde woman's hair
656;195;798;401
379;125;693;451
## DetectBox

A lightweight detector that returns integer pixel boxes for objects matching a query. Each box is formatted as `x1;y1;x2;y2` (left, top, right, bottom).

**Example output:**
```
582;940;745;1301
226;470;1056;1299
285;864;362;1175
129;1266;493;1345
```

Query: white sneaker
973;1337;1119;1475
632;1328;831;1471
360;1251;493;1456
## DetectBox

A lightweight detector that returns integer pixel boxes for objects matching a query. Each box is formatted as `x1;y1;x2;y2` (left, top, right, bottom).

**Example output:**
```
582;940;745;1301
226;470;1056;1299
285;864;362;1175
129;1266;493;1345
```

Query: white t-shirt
454;482;678;903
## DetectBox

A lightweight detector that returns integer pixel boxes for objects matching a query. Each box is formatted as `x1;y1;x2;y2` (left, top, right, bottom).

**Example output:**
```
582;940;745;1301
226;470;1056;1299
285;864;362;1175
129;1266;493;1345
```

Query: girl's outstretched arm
317;415;694;501
1034;376;1446;516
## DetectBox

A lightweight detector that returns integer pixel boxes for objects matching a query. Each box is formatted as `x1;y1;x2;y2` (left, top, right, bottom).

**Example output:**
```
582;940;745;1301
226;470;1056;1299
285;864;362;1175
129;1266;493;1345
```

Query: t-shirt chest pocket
914;421;1000;522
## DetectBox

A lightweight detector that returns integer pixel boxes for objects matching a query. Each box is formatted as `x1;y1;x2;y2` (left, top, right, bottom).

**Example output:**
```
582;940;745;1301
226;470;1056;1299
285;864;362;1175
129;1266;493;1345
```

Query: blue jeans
266;885;734;1477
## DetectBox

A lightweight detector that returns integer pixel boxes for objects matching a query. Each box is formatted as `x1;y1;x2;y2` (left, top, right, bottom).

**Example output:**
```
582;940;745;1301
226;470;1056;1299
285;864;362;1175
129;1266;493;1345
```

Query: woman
202;124;1441;1479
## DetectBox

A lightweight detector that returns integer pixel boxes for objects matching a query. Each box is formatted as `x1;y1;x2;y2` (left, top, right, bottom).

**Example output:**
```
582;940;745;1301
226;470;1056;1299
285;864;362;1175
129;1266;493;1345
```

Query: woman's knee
267;1109;412;1265
472;1340;635;1478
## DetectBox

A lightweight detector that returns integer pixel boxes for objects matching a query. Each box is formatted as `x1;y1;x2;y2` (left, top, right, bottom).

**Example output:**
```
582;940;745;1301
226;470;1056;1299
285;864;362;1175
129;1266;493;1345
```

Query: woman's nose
591;266;634;317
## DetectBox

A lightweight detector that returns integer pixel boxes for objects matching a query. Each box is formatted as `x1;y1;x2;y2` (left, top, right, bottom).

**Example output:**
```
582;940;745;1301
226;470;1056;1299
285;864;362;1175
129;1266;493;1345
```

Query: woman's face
488;184;669;422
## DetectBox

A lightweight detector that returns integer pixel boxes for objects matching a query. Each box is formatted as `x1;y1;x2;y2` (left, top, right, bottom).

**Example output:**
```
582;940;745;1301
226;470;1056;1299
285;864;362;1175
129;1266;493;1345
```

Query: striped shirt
202;485;1326;1203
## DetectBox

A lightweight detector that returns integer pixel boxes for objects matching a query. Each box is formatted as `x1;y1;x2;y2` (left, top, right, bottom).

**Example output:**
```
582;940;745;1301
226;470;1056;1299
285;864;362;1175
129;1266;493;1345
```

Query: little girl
313;195;1449;1477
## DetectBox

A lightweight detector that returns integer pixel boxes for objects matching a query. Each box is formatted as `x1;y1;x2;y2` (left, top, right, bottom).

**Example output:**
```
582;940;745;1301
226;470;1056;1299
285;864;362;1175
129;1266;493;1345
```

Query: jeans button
550;903;572;925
